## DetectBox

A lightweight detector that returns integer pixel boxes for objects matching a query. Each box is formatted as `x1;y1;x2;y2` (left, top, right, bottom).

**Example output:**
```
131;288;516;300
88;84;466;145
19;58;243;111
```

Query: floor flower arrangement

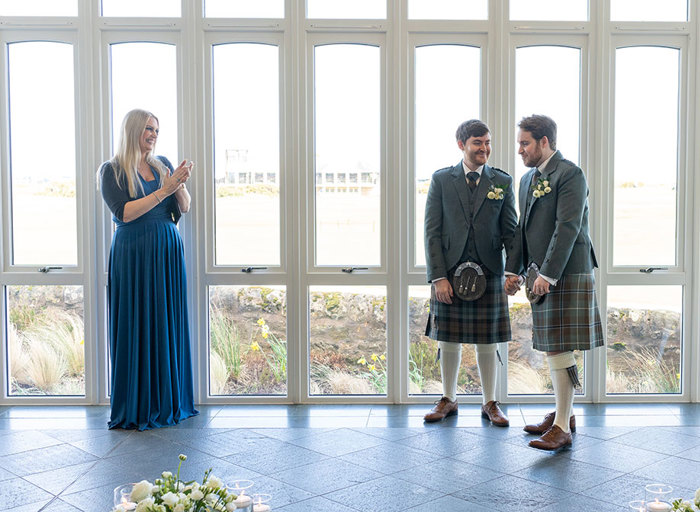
112;454;238;512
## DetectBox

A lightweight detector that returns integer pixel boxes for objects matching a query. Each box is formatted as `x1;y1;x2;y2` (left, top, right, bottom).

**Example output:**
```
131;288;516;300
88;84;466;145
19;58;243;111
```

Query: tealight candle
645;484;673;512
252;493;271;512
647;500;671;512
234;493;253;507
628;500;645;512
120;497;137;511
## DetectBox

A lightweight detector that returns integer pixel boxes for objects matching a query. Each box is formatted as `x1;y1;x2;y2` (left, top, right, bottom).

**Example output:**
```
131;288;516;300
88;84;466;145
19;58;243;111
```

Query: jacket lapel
450;162;472;222
525;150;564;226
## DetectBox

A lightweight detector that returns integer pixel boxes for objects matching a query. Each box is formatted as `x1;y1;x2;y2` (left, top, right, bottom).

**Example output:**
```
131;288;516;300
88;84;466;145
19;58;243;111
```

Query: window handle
38;266;62;273
241;266;267;273
341;267;369;273
639;267;668;274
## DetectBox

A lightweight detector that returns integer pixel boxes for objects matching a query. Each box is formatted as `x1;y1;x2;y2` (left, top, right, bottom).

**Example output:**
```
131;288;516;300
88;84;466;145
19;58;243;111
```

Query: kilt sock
439;341;462;401
548;351;576;433
475;344;498;404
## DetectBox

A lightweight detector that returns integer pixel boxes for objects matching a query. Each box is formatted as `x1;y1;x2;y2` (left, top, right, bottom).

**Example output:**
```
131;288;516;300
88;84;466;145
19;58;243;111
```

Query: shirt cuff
539;273;558;286
432;277;447;283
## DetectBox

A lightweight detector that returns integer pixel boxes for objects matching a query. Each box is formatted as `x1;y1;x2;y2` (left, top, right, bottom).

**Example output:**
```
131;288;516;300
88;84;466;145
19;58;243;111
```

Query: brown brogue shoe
523;412;576;435
528;425;573;451
424;397;458;422
481;400;509;427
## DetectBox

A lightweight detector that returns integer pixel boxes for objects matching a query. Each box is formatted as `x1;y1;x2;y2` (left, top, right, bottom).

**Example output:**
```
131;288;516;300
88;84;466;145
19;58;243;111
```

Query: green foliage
356;353;387;394
209;309;243;381
409;340;439;392
216;184;279;198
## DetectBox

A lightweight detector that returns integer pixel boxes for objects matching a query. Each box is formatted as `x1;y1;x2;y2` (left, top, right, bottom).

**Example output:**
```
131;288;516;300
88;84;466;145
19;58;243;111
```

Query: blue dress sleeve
99;162;132;222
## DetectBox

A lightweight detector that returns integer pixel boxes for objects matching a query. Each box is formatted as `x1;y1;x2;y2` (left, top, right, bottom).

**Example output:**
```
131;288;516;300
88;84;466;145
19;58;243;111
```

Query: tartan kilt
531;272;604;352
425;270;511;344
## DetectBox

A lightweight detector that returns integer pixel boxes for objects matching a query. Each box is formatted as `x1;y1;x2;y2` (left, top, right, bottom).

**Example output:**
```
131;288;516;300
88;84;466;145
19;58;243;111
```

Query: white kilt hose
531;272;604;352
425;270;511;344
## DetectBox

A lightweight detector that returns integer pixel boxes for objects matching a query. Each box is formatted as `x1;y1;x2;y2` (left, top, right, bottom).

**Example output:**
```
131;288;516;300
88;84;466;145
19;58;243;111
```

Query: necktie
531;168;541;186
467;171;479;191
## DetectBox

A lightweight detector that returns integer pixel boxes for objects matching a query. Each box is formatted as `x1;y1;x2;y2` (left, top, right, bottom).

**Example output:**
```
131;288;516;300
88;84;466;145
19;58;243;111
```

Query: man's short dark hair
455;119;490;143
518;115;557;150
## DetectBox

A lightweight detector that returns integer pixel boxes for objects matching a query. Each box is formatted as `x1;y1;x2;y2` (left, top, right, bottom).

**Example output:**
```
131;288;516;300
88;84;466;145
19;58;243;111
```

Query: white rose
207;475;223;490
113;506;127;512
131;480;154;502
487;191;496;199
694;487;700;505
162;492;179;507
191;489;204;501
542;180;549;187
532;190;540;198
226;503;237;512
494;187;503;194
498;194;504;200
544;186;551;193
162;471;173;479
135;497;154;512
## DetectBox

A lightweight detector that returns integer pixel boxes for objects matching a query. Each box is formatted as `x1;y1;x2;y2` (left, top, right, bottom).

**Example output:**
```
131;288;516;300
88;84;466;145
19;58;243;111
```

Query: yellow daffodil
368;364;376;371
257;318;265;326
380;354;385;361
371;354;378;362
357;357;367;365
250;341;260;351
262;332;269;339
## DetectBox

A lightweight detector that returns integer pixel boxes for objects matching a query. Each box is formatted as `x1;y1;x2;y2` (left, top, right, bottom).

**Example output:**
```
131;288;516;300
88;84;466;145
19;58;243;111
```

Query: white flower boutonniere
487;183;508;200
531;177;552;198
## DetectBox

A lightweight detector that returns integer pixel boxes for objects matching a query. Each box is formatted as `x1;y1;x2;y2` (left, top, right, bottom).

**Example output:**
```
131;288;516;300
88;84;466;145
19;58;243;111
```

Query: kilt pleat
425;271;511;344
531;272;604;352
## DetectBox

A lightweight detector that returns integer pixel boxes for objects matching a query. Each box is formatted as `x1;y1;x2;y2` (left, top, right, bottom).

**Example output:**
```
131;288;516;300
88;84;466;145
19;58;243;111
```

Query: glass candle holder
628;500;646;512
113;483;137;511
228;480;255;512
252;493;272;512
645;484;673;512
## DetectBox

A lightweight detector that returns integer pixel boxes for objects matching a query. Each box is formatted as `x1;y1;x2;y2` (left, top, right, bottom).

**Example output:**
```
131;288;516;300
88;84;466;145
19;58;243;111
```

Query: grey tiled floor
1;403;699;511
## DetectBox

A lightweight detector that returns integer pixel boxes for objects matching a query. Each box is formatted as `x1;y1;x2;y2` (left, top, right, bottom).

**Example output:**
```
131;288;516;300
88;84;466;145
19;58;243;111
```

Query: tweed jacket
425;162;518;282
505;151;598;280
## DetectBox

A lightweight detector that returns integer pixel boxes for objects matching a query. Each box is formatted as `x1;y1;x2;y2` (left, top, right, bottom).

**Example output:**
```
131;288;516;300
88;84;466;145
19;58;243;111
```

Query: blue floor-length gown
105;159;198;430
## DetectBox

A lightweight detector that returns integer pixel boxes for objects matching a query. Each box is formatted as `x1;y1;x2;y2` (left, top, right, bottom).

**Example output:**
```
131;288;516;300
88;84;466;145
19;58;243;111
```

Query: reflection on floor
1;403;699;511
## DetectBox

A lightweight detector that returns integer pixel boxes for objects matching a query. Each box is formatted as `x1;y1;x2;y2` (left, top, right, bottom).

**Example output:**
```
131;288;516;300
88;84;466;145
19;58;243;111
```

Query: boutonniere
487;183;508;200
531;176;552;198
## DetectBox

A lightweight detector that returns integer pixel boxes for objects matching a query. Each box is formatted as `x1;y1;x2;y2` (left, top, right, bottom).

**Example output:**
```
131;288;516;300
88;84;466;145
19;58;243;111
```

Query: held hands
531;275;551;296
162;160;193;196
504;275;523;296
433;279;453;304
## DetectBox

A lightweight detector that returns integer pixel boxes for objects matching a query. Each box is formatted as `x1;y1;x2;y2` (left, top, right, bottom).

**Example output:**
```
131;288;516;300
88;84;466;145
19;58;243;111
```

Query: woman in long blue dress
100;109;198;430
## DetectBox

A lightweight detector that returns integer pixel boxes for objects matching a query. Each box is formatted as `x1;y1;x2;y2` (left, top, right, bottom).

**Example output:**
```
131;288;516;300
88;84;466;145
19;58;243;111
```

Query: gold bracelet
153;191;162;203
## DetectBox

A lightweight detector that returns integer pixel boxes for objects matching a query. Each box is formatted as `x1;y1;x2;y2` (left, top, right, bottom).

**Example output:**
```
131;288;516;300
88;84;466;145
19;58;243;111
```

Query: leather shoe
424;397;458;422
528;425;573;451
523;412;576;435
481;400;509;427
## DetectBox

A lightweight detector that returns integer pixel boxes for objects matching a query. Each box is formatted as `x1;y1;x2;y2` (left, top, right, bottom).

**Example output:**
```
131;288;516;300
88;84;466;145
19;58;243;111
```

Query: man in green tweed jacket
505;115;604;450
424;119;518;426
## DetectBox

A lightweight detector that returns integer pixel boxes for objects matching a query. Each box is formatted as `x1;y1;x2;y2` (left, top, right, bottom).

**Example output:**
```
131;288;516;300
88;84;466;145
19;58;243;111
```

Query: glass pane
8;42;77;265
7;285;85;396
209;286;287;396
309;286;387;395
613;47;678;266
101;0;180;17
408;0;487;20
510;0;588;21
515;46;580;186
408;286;484;395
611;0;687;22
307;0;386;19
314;44;380;266
507;290;584;395
205;0;284;18
213;44;280;266
0;0;77;15
606;286;681;394
110;43;178;165
415;45;480;267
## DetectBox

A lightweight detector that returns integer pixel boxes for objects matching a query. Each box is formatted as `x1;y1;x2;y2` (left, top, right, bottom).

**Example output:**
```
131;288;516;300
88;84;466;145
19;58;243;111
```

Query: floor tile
612;426;700;455
289;428;385;457
392;458;502;494
0;478;54;510
405;494;495;511
0;431;63;457
536;493;627;511
276;496;361;512
395;428;483;458
563;440;669;473
2;444;97;477
632;456;700;490
24;461;98;495
338;441;438;475
325;475;438;512
238;475;316;509
39;498;84;512
512;457;625;493
349;427;424;442
225;437;329;474
270;458;382;495
454;474;574;512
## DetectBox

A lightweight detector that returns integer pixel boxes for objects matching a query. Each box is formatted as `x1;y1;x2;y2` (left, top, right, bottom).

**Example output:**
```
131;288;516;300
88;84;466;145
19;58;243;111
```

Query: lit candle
253;496;271;512
647;499;672;512
120;497;137;511
234;492;253;508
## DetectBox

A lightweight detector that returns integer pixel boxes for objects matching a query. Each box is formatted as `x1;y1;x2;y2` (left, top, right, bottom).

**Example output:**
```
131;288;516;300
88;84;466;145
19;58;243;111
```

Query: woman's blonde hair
110;109;169;197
